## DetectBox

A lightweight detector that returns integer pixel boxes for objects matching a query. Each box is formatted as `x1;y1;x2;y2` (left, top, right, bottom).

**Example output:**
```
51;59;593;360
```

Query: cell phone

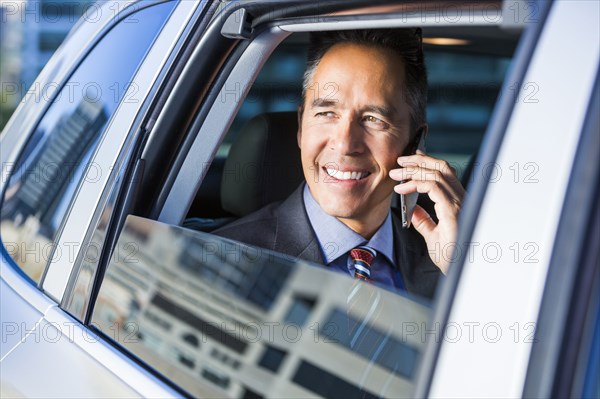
400;130;426;229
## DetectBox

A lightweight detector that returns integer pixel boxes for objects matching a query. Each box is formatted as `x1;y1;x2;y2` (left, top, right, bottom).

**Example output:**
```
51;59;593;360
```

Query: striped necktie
350;246;377;280
347;246;381;348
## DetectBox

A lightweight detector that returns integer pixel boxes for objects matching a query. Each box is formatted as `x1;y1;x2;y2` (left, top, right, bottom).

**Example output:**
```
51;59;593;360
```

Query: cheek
299;128;326;158
371;140;403;172
299;140;321;170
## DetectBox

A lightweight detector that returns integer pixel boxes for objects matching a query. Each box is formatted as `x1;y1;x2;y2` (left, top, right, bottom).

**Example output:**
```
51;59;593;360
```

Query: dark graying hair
300;28;427;133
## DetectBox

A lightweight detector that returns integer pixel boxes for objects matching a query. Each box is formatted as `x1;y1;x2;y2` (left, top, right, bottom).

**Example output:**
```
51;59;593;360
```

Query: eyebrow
310;98;339;108
362;104;398;120
310;99;399;120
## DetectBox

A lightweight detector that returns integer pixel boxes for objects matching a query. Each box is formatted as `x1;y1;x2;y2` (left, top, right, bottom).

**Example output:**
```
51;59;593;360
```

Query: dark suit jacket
214;185;442;299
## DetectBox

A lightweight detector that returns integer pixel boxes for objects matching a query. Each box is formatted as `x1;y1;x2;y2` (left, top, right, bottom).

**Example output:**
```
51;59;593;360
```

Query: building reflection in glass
93;215;432;398
1;96;107;281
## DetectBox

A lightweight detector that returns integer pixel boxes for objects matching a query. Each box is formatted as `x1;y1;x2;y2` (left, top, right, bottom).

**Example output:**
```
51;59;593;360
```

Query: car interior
181;29;518;233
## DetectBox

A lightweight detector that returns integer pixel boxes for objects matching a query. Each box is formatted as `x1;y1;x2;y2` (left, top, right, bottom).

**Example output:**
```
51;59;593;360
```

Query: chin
320;200;362;220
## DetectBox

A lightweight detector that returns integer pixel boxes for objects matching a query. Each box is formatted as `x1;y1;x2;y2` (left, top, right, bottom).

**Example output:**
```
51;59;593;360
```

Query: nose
328;117;364;155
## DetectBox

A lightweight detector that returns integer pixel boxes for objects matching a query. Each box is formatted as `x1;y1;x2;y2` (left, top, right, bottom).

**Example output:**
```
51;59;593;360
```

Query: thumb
411;205;436;238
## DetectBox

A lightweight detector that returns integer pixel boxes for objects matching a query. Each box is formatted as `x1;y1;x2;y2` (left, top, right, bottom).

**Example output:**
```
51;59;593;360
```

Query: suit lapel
273;184;324;264
269;186;440;298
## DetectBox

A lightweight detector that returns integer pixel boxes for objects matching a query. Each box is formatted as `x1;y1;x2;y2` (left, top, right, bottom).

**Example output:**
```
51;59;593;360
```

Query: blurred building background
1;0;99;130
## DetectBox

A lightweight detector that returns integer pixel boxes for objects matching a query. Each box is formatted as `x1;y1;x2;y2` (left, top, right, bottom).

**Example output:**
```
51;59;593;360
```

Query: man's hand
389;150;465;274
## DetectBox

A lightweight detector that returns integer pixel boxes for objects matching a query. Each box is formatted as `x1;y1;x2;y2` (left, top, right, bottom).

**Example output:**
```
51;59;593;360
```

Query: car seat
184;111;303;231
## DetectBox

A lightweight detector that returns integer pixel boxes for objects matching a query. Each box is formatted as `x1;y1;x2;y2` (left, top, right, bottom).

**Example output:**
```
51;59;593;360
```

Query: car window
89;21;521;397
0;1;177;283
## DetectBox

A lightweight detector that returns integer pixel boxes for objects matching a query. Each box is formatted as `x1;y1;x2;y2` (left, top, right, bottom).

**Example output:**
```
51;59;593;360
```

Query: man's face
298;43;413;231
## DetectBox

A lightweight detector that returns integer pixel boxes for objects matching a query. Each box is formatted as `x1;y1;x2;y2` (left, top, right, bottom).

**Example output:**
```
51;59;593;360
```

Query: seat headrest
221;112;304;216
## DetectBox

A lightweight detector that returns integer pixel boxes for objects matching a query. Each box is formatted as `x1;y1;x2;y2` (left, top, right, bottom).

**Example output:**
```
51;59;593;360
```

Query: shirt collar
303;184;395;266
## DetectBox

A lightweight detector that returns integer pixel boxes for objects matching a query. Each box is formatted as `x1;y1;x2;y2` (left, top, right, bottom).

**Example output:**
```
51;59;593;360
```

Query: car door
50;1;533;397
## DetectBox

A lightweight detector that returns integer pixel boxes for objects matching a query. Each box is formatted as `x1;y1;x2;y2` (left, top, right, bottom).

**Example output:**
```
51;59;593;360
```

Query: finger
390;166;448;183
397;153;458;180
411;204;436;238
391;168;463;204
394;180;461;220
391;162;465;201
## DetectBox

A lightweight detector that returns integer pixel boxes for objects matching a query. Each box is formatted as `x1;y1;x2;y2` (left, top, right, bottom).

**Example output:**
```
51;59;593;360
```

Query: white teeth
325;168;369;180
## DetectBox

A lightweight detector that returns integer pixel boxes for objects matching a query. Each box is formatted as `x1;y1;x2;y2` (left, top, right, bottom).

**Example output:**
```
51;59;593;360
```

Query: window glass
92;216;432;398
0;1;176;283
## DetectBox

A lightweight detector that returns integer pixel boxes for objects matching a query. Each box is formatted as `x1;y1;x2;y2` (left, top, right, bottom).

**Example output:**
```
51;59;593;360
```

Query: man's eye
315;111;336;118
363;115;389;128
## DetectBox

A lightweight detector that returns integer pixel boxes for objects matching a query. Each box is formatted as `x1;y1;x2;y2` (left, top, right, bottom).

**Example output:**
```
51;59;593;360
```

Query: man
216;29;465;299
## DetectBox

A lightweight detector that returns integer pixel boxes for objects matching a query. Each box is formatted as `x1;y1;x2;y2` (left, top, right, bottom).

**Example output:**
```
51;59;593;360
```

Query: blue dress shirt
303;185;404;289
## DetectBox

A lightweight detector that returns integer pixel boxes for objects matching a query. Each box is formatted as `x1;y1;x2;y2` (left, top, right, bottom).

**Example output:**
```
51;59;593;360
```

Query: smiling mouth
324;167;371;181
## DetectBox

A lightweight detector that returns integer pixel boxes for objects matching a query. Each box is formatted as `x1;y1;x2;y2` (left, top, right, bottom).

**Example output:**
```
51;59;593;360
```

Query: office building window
284;296;316;327
292;360;377;399
258;345;287;372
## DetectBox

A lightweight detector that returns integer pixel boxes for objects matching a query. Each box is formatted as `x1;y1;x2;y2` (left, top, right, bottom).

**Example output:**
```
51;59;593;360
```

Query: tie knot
350;246;377;280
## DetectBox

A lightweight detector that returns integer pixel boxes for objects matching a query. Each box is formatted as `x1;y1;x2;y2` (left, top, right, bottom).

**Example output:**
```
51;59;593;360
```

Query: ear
418;123;429;139
297;106;303;148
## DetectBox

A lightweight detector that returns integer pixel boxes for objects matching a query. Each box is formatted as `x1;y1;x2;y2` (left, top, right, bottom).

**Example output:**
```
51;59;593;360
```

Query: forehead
310;43;407;107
